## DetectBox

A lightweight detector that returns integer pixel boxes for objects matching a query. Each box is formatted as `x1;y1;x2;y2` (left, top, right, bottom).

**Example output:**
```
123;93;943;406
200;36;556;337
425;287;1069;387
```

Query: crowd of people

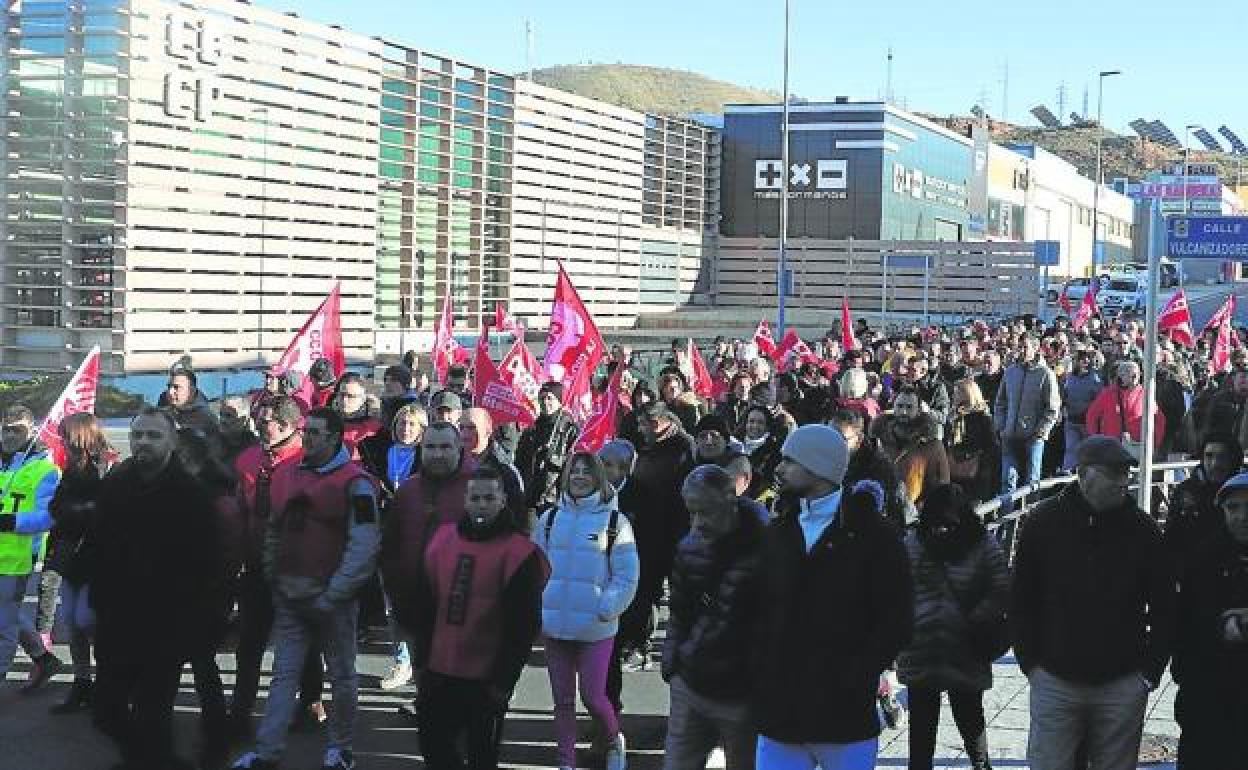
0;308;1245;770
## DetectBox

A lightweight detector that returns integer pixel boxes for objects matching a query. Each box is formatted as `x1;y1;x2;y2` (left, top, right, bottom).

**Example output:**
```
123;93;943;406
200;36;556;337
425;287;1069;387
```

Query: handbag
937;561;1010;663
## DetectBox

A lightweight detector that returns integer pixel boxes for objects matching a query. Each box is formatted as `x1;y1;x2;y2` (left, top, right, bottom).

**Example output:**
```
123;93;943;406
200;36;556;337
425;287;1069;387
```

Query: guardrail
981;458;1202;566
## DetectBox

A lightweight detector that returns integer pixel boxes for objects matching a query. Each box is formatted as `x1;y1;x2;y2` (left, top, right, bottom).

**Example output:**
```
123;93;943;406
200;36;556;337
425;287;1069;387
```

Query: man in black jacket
1011;436;1176;770
514;382;578;512
1164;433;1243;571
750;425;912;769
662;464;763;770
1172;471;1248;768
827;409;914;533
91;408;223;770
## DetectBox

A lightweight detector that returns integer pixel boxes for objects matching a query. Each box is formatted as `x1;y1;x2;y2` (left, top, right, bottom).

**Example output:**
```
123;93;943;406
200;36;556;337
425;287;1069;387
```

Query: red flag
473;329;535;428
841;297;859;352
1059;288;1073;315
543;265;605;422
274;283;345;406
432;284;461;385
37;346;101;468
499;337;543;418
1213;320;1233;373
1157;289;1195;348
753;319;777;358
494;303;519;335
1202;295;1236;338
574;364;624;453
687;339;715;399
1071;283;1099;332
775;329;820;372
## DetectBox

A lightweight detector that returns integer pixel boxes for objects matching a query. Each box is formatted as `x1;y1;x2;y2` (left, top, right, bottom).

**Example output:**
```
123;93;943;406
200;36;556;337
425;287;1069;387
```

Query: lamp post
1183;124;1202;217
1090;69;1120;273
776;0;792;335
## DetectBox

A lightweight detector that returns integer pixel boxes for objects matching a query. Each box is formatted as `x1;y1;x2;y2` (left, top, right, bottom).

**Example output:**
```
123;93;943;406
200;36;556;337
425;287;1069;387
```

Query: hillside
926;114;1244;185
531;64;778;116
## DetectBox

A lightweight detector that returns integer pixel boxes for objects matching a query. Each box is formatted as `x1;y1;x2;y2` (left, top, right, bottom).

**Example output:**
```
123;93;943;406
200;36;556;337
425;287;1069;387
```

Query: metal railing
981;458;1202;567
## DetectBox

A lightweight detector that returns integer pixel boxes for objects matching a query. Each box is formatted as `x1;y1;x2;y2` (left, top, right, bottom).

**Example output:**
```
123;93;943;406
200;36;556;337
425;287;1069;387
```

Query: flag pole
1138;197;1161;512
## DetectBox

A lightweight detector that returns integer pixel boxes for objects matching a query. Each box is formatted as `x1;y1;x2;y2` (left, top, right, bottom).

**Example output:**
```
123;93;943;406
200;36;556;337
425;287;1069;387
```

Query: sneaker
605;733;628;770
21;652;63;694
50;678;93;715
379;660;412;690
229;752;279;769
321;748;355;770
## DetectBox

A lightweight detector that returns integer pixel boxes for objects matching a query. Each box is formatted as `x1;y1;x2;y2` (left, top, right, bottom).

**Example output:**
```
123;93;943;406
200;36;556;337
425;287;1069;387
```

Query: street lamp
1090;69;1121;273
1183;124;1203;216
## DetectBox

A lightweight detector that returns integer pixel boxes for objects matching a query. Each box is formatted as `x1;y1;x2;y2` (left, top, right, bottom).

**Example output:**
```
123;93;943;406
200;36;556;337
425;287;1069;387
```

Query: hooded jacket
532;490;640;642
1085;383;1165;448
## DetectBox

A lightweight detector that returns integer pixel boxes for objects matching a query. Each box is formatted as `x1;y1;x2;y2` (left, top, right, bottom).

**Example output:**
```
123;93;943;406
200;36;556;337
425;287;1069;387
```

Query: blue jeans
1000;437;1045;494
1062;422;1087;472
254;596;359;760
755;734;878;770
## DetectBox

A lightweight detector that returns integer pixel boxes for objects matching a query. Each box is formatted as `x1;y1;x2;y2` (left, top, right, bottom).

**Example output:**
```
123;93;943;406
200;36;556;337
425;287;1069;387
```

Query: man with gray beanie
749;425;913;770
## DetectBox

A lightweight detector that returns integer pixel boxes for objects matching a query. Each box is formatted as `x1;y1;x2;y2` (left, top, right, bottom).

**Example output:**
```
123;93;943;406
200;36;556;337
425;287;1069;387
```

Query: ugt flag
753;319;777;358
274;282;345;404
38;346;101;468
1157;289;1195;348
543;265;605;421
473;327;535;428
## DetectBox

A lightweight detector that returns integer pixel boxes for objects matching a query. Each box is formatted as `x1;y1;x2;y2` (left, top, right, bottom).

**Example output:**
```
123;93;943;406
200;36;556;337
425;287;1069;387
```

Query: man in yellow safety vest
0;403;63;692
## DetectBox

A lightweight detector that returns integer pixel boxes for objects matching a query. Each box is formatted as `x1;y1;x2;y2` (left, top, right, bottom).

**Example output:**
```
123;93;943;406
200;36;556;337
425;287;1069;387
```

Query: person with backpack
533;451;641;770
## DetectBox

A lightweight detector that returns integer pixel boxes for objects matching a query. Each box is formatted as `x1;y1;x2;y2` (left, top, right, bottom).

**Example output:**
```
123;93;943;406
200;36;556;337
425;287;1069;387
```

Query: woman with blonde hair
945;379;999;502
533;452;641;770
46;412;116;714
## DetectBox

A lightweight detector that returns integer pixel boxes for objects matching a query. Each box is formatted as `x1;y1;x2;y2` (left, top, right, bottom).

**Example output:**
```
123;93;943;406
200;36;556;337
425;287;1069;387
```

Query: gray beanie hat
780;424;849;484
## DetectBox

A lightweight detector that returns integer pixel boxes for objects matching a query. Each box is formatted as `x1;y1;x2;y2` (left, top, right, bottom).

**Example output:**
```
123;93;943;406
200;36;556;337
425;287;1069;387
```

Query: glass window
418;135;441;152
420;104;447;120
379;145;404;162
420;121;447;136
380;128;405;145
455;95;482;112
379;162;404;179
487;104;512;119
418;152;441;168
453;158;473;173
455;80;483;96
381;111;405;127
487;87;510;104
383;80;407;95
417;167;440;184
18;36;67;56
454;143;474;158
454;126;474;142
381;94;406;111
420;86;444;103
453;173;474;189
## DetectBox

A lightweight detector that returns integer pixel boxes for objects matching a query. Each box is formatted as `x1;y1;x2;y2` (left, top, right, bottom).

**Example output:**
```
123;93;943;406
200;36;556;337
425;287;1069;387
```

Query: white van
1096;273;1146;316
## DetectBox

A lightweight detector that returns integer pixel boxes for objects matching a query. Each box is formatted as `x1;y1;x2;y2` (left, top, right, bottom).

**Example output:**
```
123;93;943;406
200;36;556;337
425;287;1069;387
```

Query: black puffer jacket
632;424;697;547
662;500;764;699
46;456;112;584
515;413;579;510
1165;469;1233;571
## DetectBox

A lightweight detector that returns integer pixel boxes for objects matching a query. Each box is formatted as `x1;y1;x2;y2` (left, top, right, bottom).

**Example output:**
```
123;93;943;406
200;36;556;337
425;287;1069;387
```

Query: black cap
1075;436;1138;469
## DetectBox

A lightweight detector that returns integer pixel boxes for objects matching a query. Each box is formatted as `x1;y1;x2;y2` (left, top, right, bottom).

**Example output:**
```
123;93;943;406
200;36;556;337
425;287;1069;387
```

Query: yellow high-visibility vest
0;455;60;576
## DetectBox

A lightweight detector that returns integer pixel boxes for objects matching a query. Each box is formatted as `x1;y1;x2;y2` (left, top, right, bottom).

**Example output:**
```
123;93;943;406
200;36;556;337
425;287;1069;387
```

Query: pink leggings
545;636;619;766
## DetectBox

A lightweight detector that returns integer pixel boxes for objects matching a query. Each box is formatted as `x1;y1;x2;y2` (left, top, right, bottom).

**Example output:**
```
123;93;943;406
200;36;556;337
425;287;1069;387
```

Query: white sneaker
605;733;628;770
379;660;412;690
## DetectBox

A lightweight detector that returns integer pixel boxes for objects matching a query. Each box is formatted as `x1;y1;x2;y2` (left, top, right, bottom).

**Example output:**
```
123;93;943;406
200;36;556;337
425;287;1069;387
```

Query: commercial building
2;0;381;374
987;142;1135;278
719;100;976;241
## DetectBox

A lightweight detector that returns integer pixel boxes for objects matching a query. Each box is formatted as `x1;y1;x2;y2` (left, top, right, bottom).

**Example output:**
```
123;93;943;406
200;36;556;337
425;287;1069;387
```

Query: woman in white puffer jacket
533;450;640;770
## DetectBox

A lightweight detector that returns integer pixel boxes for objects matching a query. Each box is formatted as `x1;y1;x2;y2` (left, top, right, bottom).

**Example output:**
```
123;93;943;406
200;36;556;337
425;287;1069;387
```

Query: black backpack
541;504;622;575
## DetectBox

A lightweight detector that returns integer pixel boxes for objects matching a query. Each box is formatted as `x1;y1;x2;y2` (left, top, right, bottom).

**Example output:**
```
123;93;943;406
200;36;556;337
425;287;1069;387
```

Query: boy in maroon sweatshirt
408;466;549;768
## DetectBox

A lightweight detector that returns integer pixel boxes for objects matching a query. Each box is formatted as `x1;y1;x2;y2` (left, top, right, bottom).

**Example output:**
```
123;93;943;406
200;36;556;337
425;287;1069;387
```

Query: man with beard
231;408;380;770
974;350;1004;408
383;422;478;719
229;396;325;739
514;382;579;512
1165;433;1244;569
906;357;951;436
1012;436;1175;770
334;373;382;461
751;425;912;769
827;409;913;532
872;387;950;508
164;366;218;433
92;408;222;770
630;401;696;667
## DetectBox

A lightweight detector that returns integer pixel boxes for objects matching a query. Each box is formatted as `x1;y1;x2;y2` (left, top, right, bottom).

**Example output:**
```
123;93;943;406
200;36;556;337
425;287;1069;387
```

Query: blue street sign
1034;240;1061;266
1167;216;1248;258
882;254;929;269
779;268;795;297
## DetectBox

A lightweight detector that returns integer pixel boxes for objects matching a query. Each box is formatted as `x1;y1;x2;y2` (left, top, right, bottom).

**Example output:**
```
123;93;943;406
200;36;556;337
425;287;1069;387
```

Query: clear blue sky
287;0;1248;147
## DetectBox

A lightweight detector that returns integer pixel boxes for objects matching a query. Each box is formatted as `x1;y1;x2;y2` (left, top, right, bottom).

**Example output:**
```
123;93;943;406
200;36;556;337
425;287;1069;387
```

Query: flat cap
1075;435;1138;468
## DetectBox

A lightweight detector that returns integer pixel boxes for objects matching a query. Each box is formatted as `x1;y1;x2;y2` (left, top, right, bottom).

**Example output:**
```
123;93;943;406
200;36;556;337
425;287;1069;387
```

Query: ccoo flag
37;346;102;468
543;264;605;421
274;282;345;405
1157;289;1195;348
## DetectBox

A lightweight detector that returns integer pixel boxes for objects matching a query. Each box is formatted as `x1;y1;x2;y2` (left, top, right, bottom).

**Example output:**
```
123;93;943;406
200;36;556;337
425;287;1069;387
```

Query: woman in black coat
945;379;1000;503
898;483;1010;770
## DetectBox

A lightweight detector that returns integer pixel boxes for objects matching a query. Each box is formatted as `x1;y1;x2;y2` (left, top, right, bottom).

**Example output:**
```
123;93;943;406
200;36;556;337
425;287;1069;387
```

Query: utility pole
777;0;791;335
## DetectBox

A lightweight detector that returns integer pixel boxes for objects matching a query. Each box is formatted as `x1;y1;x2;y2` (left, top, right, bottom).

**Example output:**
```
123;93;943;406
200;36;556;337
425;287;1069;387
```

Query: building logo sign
754;159;848;199
892;163;967;209
162;12;223;122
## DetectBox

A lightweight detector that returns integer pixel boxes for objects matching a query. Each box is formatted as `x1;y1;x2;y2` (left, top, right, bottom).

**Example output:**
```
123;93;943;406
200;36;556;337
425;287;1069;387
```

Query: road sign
1167;216;1248;258
1034;241;1061;266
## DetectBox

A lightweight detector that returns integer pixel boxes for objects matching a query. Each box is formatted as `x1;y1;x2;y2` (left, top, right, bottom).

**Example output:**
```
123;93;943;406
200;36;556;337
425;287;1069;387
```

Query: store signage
162;12;223;122
754;159;849;200
891;163;967;209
